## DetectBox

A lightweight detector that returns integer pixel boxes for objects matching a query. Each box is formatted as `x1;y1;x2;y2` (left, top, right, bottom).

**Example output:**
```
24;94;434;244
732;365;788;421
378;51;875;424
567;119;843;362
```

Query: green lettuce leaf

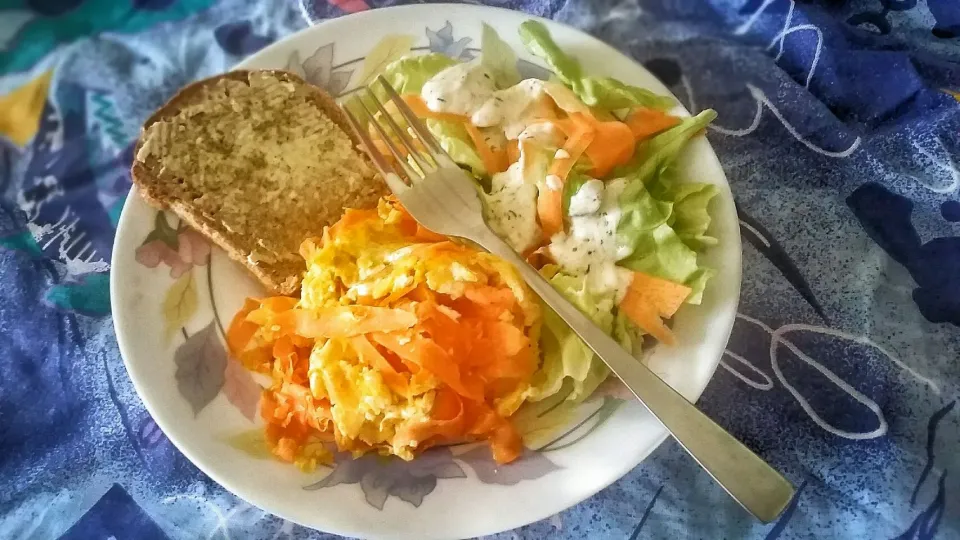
684;267;715;305
425;118;485;175
617;181;673;244
530;270;617;403
613;308;641;350
647;168;719;251
578;77;675;111
481;23;521;89
561;172;590;218
614;109;718;183
380;53;459;95
613;113;719;303
530;269;642;403
669;183;719;250
618;222;700;284
517;20;582;83
616;180;716;303
518;20;673;111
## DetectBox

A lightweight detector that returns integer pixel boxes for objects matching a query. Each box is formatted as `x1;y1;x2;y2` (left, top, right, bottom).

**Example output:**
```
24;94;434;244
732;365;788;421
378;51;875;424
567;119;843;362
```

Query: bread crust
130;69;384;295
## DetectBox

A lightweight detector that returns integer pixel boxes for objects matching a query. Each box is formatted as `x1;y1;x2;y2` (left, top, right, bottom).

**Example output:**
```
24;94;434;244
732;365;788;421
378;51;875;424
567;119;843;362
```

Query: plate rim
111;5;742;538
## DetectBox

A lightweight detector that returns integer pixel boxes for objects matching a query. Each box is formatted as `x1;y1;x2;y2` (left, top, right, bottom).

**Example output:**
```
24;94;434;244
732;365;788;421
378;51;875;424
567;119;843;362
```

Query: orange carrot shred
627;271;691;318
582;120;635;177
464;123;509;174
618;272;692;345
400;94;468;123
625;107;681;141
506;139;520;164
350;335;409;395
537;118;595;239
295;306;417;338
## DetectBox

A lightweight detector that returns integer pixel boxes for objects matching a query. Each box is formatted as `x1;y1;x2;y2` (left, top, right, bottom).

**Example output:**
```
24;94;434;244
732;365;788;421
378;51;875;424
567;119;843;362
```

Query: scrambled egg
234;198;541;464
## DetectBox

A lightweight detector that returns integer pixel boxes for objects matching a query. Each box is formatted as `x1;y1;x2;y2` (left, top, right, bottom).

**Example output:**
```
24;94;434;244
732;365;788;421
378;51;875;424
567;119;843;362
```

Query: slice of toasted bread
131;69;386;295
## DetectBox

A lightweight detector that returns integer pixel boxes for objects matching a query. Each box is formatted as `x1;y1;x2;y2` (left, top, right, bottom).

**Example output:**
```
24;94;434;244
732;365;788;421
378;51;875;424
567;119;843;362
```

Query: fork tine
363;88;436;174
382;171;412;195
345;103;412;195
343;104;398;179
353;93;422;182
377;76;448;160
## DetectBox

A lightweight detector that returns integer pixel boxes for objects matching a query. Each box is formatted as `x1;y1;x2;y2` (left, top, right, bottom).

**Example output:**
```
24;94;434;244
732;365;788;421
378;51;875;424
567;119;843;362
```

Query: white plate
111;5;741;539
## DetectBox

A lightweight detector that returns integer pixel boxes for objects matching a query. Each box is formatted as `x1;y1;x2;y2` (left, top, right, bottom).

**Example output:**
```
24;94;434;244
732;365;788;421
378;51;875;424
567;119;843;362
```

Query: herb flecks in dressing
549;178;633;299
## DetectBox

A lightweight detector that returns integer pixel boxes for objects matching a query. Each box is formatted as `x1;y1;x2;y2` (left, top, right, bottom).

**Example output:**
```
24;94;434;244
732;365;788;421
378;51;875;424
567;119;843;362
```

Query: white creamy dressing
421;61;497;116
568;178;604;216
549;178;633;299
484;158;541;254
472;79;549;140
518;121;563;148
422;62;549;140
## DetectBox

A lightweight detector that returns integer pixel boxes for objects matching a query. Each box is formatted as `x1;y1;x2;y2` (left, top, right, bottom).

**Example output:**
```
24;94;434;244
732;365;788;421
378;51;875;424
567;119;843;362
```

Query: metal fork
343;76;796;523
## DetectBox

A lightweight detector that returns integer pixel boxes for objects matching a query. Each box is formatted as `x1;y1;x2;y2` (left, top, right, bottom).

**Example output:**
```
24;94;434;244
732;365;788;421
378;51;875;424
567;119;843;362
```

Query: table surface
1;0;959;538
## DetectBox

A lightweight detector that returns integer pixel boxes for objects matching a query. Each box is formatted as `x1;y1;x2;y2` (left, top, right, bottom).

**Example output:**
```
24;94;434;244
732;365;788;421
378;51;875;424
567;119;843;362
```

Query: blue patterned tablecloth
1;0;959;538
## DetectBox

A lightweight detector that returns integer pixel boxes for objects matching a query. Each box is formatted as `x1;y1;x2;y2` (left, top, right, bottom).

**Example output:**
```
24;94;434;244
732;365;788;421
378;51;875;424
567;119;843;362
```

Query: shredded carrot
618;272;692;345
294;306;418;338
324;208;379;240
619;296;675;345
350;335;408;395
464;122;509;174
506;139;520;164
487;418;524;463
227;298;262;355
225;198;540;467
582;120;635;177
557;112;635;177
550;117;596;181
372;332;485;402
625;107;681;141
537;118;596;240
400;94;468;123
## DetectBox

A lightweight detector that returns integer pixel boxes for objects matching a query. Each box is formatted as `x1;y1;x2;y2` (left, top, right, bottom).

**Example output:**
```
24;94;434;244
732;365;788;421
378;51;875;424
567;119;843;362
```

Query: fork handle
472;230;795;523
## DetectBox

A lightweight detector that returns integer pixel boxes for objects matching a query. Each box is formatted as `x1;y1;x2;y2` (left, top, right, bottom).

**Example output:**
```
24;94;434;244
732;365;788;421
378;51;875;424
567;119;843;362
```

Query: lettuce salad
375;21;718;403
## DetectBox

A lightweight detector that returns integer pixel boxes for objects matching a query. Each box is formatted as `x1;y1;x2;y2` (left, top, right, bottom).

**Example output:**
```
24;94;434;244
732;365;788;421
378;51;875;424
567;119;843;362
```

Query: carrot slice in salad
550;117;596;180
625;107;681;141
400;94;468;123
537;120;595;239
626;271;691;318
582;119;635;177
619;295;675;345
401;94;509;174
618;272;692;345
557;112;636;177
464;122;509;174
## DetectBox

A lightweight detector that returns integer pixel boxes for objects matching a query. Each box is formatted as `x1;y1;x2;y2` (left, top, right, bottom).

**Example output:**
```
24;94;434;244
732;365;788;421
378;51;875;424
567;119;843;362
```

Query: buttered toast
131;69;386;295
